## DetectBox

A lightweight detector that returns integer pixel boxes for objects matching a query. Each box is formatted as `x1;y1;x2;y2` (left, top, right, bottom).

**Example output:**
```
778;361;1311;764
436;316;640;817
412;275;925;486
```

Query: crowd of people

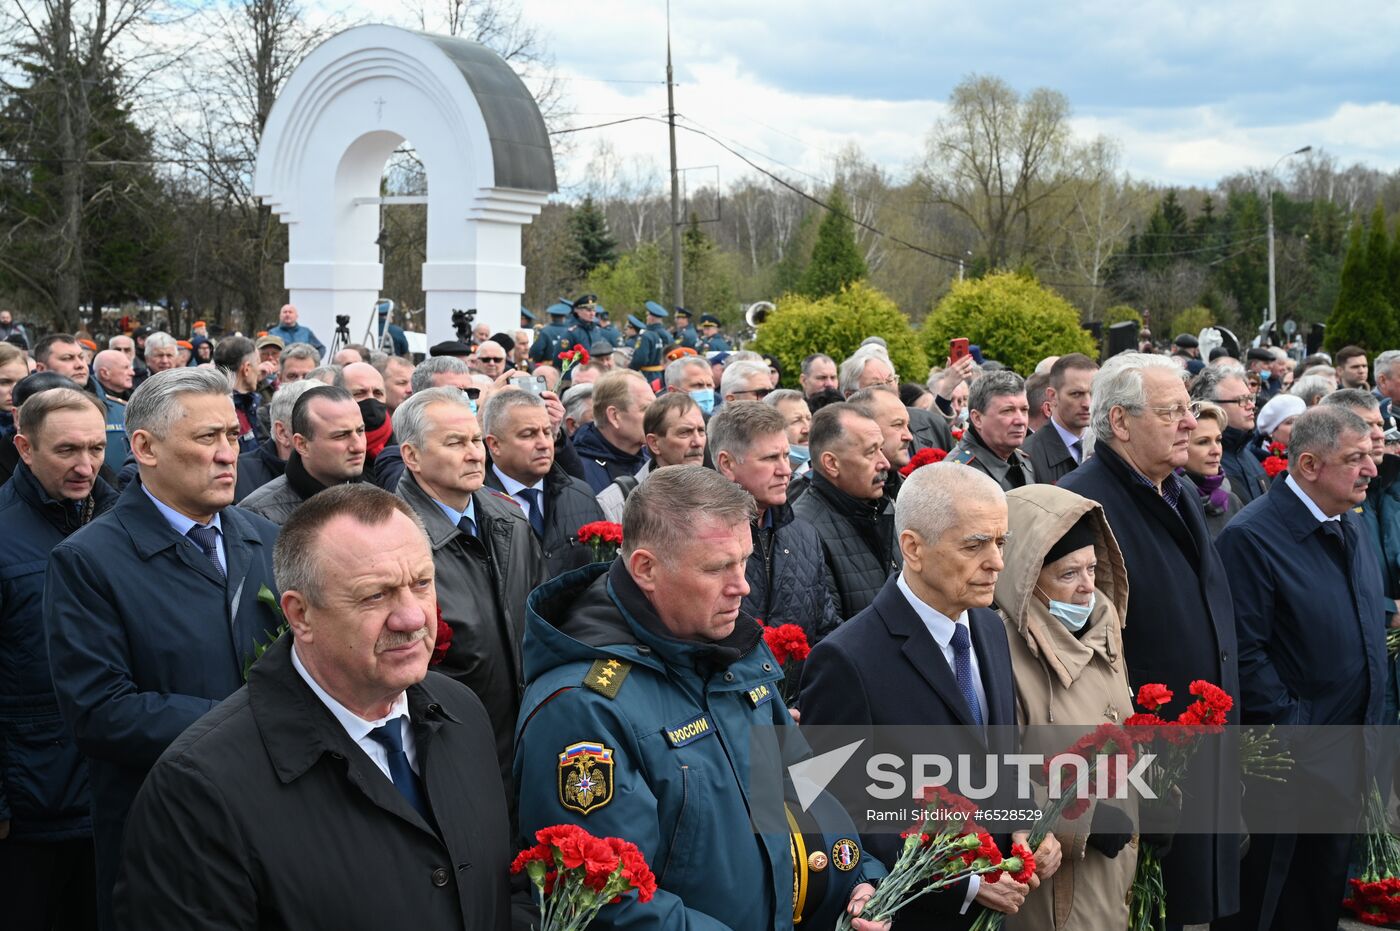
0;293;1394;931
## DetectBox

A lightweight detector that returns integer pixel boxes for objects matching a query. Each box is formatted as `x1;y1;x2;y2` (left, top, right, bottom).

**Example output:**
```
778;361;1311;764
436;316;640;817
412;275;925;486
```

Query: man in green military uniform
515;466;888;931
629;301;673;376
673;307;700;350
697;313;732;353
529;302;575;367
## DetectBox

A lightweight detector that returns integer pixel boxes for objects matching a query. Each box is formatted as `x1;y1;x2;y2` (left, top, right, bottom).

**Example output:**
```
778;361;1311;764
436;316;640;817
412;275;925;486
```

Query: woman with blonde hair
996;483;1137;930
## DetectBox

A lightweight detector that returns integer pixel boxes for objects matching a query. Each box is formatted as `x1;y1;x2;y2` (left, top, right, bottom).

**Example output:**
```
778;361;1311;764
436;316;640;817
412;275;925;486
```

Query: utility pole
1266;145;1312;334
667;1;683;308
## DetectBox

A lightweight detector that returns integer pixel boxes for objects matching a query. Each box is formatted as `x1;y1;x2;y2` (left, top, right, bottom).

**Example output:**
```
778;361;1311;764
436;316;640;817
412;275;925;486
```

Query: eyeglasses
734;387;773;399
476;356;506;364
1214;395;1256;408
1143;401;1203;423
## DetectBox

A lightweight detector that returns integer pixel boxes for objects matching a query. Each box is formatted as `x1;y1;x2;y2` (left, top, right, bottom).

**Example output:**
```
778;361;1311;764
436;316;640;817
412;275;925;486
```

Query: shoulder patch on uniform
662;712;715;747
486;488;517;503
746;683;773;708
558;741;614;814
583;658;631;699
948;447;976;465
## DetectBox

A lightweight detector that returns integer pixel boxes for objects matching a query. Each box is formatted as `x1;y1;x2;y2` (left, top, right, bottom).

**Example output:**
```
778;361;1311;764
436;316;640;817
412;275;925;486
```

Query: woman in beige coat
997;484;1137;931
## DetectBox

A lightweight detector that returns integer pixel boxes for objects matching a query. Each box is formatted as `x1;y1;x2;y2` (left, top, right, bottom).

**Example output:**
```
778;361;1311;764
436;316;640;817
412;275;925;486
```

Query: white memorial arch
253;24;556;348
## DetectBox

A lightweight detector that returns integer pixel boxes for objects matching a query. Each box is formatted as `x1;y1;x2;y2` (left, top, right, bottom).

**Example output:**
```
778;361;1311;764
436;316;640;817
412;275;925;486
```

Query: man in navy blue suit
45;368;282;928
799;461;1062;928
1216;405;1389;931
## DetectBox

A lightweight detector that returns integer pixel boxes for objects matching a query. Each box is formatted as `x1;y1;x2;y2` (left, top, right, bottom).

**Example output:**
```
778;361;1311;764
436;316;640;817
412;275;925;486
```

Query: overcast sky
472;0;1400;196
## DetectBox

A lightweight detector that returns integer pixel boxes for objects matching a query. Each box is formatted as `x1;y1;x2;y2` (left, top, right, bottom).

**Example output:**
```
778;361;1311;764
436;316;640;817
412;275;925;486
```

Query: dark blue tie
368;719;432;823
951;624;984;726
457;514;477;538
518;488;545;538
186;524;225;579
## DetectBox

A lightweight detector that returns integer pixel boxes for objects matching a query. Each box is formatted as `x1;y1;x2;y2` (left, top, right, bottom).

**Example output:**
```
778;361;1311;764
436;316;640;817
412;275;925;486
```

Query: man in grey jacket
392;387;545;787
238;386;366;525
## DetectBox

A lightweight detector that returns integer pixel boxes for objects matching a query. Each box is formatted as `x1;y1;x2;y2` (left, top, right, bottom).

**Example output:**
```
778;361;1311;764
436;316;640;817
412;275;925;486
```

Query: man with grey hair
710;401;840;641
1190;363;1268;504
801;462;1060;925
1216;404;1388;931
1373;349;1400;428
481;388;603;580
562;382;594;437
516;465;889;930
236;378;320;501
838;349;897;398
948;370;1035;490
411;355;472;394
1060;352;1240;927
45;367;282;926
277;342;321;386
1290;373;1332;407
664;354;716;416
240;386;368;525
720;359;773;404
138;332;180;387
114;485;514;928
392;387;543;786
793;402;900;619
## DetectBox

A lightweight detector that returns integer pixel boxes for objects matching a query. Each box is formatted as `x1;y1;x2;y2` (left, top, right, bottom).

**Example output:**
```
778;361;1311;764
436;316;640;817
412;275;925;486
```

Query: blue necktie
951;624;984;726
518;488;545;539
368;719;432;823
457;514;477;538
186;524;225;579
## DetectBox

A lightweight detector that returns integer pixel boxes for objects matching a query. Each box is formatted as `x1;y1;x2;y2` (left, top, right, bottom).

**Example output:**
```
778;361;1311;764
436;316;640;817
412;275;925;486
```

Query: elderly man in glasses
1190;364;1269;505
719;360;774;405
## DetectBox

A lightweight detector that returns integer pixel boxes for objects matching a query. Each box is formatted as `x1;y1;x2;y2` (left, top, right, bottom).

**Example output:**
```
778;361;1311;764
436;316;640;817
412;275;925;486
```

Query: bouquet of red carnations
759;621;810;704
1122;680;1233;931
511;824;657;930
835;787;1033;931
558;344;591;378
900;447;948;477
577;521;623;562
1344;780;1400;926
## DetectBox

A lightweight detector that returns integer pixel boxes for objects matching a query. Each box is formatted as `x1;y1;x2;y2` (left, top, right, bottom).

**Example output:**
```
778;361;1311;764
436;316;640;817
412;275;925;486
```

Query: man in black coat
392;387;545;789
233;378;318;502
1024;353;1096;485
1059;352;1240;927
710;401;842;642
1215;406;1389;931
573;369;654;492
800;462;1061;928
482;387;605;580
114;485;513;930
792;403;901;620
45;368;283;928
0;388;116;930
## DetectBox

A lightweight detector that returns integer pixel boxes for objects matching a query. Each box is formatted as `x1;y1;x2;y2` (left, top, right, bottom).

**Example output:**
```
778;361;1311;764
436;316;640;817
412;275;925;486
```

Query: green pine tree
799;187;867;299
1325;210;1397;352
566;196;618;278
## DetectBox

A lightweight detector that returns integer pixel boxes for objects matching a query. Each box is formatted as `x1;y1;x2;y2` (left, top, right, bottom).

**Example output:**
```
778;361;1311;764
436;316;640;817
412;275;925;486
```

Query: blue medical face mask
1043;591;1095;632
1259;370;1272;383
788;444;810;465
688;389;715;415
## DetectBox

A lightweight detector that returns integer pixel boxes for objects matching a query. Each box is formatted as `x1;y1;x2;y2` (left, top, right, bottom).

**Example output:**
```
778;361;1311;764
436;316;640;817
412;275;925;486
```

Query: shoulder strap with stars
948;446;976;466
583;658;632;699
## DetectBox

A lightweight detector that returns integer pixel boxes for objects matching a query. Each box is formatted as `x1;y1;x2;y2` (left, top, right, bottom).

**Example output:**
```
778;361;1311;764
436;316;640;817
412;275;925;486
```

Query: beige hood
994;484;1130;686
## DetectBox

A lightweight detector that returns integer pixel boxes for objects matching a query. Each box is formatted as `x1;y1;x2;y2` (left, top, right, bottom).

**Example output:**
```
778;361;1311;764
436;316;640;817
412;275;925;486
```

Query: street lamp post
1266;145;1312;336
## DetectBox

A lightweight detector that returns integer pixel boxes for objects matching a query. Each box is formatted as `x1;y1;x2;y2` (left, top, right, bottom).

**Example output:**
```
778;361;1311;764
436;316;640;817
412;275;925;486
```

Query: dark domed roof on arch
418;31;557;194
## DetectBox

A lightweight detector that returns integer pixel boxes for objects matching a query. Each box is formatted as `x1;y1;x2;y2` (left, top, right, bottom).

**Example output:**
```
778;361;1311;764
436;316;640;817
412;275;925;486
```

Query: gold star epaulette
583;658;631;699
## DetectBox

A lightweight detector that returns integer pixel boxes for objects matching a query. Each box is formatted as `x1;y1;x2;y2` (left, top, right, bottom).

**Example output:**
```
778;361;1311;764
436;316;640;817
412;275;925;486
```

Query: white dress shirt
895;572;988;912
491;464;546;525
1050;416;1085;464
1285;473;1341;523
291;644;418;782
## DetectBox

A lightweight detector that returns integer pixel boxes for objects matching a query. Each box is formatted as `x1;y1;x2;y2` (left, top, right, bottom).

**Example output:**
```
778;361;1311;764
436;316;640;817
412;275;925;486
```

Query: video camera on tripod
451;308;477;343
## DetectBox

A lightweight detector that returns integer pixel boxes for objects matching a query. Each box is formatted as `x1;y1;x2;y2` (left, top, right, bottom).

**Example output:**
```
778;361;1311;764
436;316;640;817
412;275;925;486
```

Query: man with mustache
596;392;705;522
45;368;282;928
792;403;900;620
1215;405;1388;931
948;370;1036;490
114;486;513;929
391;387;544;789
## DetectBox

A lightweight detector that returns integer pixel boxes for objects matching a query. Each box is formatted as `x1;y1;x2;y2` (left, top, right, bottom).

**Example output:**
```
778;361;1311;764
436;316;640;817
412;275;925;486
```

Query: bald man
92;350;134;471
342;362;393;462
266;304;325;357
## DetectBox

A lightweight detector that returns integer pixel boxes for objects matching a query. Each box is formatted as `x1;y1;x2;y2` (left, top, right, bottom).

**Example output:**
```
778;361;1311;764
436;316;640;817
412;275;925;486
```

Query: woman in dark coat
1179;401;1243;537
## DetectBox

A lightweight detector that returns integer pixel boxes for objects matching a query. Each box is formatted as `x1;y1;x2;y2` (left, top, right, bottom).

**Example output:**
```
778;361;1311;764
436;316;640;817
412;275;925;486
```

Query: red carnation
1262;455;1288;478
1135;682;1173;711
900;447;948;477
1008;842;1036;885
1269;441;1287;456
762;623;811;666
431;605;452;666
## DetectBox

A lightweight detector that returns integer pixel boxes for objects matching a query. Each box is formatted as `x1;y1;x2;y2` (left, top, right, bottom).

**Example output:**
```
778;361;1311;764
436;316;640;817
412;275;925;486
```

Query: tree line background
5;0;1400;355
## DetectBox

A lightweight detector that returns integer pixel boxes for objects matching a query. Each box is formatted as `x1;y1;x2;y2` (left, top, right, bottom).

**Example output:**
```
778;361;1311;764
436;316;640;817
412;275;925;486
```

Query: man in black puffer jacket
0;388;118;928
481;388;605;581
709;403;842;642
791;404;901;621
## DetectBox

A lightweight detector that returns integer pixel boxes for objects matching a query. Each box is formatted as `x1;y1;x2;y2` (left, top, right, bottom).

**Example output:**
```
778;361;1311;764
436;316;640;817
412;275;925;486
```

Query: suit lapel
969;608;1012;727
877;582;981;730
